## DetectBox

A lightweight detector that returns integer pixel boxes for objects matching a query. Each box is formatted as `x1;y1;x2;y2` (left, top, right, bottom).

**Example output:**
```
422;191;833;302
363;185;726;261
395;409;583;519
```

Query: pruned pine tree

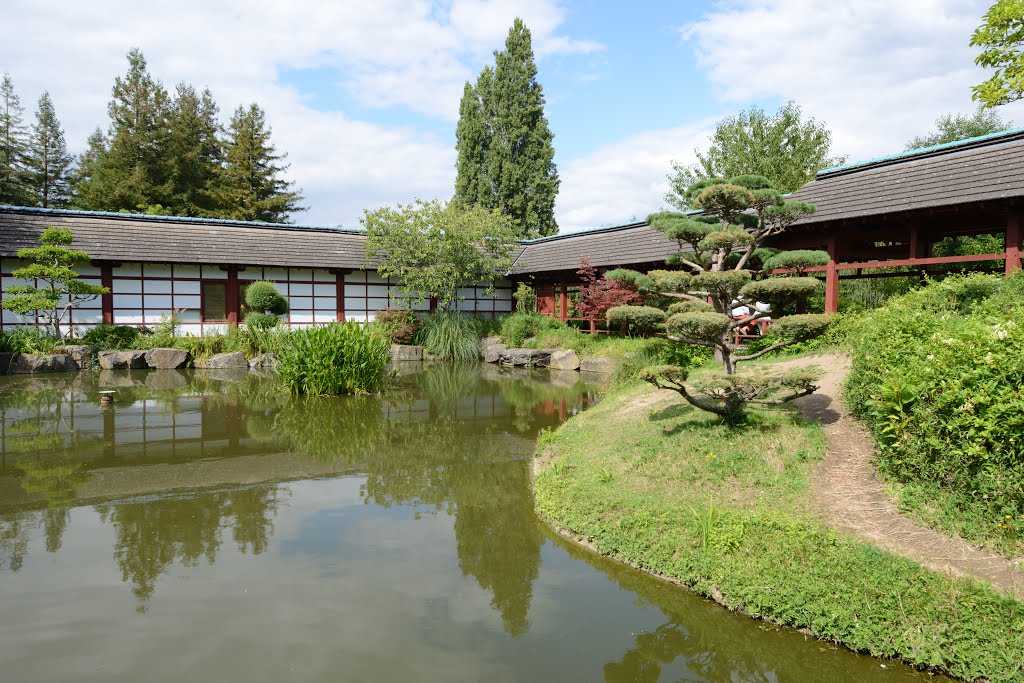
0;73;31;206
72;48;170;212
606;176;830;419
219;103;304;223
166;85;223;216
454;18;559;239
25;92;74;208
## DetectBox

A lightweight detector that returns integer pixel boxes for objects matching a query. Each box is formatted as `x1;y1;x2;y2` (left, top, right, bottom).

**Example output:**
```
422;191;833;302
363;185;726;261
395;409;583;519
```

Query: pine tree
453;19;560;239
165;84;223;216
70;128;110;210
0;73;31;206
74;48;170;212
219;103;304;223
25;92;74;207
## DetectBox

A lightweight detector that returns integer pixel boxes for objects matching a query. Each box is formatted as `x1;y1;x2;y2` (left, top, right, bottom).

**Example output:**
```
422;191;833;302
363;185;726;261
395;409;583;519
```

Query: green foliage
362;199;518;310
514;282;536;313
165;85;223;217
218;103;305;222
602;269;655;291
243;280;289;330
667;311;732;342
0;327;60;354
697;228;754;252
666;300;713;315
691;270;751;300
25;91;73;208
905;106;1013;149
0;73;32;205
276;322;390;395
415;310;481;361
970;0;1024;107
761;249;830;273
739;276;821;305
500;311;563;347
846;274;1024;554
454;18;559;238
371;308;421;345
647;269;693;293
769;314;831;340
605;305;666;334
1;226;108;338
534;383;1024;682
665;101;847;209
82;324;142;350
692;184;755;225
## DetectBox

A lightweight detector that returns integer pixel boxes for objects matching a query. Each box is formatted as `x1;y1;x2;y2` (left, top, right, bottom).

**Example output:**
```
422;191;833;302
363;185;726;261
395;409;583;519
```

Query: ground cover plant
276;322;390;395
846;273;1024;557
533;378;1024;682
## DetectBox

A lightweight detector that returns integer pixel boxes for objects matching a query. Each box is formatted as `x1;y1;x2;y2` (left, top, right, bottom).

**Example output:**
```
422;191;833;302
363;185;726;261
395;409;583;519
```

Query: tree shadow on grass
648;403;785;438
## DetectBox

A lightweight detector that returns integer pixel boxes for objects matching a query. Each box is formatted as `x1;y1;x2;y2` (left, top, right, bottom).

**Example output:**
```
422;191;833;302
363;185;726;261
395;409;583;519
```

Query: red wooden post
559;281;568;322
335;270;347;321
825;234;839;314
1006;212;1022;274
100;262;114;324
226;269;240;326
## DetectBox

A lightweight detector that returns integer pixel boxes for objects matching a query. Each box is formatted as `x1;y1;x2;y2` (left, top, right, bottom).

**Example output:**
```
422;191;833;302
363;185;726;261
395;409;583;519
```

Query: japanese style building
2;128;1023;334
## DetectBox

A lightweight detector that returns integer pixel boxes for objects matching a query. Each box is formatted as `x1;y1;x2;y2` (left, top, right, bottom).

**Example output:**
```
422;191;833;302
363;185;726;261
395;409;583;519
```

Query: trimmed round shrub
740;276;821;305
770;314;830;340
698;229;754;253
667;311;731;342
762;250;831;273
243;312;281;331
647;212;715;244
606;305;666;334
692;270;752;300
667;300;713;314
648;269;693;293
245;281;289;315
603;269;655;291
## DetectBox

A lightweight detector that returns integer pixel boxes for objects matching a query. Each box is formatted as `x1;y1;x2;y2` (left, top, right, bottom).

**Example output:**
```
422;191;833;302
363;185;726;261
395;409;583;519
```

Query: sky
3;0;1023;233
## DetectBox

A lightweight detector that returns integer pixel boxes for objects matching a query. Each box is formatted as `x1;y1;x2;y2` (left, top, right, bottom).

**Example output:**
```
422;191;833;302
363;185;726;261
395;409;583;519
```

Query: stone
145;370;190;390
483;343;506;363
479;336;502;357
8;353;78;374
145;347;192;369
98;350;148;370
540;348;580;371
579;357;614;375
200;368;250;383
547;368;582;388
55;345;93;369
390;344;423;362
248;353;280;370
99;370;147;388
499;348;553;367
194;352;249;369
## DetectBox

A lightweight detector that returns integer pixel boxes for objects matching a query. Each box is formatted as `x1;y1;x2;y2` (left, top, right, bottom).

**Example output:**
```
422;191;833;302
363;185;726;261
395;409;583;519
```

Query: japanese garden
1;3;1024;682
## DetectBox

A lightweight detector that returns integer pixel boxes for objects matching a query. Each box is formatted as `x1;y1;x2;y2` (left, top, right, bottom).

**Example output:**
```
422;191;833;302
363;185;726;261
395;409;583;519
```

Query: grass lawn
533;380;1024;683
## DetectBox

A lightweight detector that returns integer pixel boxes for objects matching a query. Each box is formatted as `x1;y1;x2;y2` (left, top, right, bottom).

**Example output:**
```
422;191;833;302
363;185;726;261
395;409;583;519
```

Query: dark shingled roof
787;128;1024;227
510;221;676;274
0;207;369;269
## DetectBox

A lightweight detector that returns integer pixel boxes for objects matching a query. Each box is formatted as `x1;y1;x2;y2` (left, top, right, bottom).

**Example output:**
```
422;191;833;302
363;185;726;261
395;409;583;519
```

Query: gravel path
779;352;1024;599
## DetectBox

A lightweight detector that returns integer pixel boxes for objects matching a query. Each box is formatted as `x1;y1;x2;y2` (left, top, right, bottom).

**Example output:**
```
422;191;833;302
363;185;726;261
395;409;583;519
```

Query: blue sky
3;0;1022;231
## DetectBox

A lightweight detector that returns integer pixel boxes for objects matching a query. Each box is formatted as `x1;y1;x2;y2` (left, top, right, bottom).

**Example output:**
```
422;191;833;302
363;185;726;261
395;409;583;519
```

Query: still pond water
0;364;943;682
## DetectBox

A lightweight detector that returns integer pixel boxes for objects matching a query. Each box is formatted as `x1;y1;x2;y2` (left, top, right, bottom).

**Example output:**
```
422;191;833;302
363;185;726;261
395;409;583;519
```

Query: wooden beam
100;262;114;325
1006;212;1022;274
226;269;239;326
559;281;568;322
771;251;1007;275
825;235;839;314
336;271;346;322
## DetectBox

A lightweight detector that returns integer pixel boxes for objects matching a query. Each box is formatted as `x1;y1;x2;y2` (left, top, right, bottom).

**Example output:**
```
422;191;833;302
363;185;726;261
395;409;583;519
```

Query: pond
0;364;943;682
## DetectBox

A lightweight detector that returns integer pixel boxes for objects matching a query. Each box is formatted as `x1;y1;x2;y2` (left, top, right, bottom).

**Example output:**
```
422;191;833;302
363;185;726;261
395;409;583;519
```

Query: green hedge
846;273;1024;553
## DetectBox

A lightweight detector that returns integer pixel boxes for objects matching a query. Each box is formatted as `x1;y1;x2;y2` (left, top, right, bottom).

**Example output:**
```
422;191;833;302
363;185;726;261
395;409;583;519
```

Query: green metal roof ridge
816;127;1024;178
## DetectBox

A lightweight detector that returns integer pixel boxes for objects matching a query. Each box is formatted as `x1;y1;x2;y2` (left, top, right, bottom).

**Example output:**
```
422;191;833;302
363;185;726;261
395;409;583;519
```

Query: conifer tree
219;103;304;223
70;128;110;210
25;92;74;207
165;84;223;216
0;73;31;205
454;19;559;239
73;48;170;212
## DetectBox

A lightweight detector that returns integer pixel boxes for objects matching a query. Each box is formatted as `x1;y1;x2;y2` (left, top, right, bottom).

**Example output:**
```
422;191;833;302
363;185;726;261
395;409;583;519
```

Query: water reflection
0;364;598;624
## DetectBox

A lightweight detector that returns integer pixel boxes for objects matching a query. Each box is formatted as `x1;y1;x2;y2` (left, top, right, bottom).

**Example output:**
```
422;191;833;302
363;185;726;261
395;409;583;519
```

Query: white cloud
683;0;1024;162
1;0;597;227
556;120;716;232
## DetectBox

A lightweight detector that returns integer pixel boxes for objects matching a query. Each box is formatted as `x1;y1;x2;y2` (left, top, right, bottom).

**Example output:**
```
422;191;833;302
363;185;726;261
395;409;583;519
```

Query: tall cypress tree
453;19;560;239
0;73;31;206
165;84;223;216
219;103;304;223
25;92;74;208
74;48;170;212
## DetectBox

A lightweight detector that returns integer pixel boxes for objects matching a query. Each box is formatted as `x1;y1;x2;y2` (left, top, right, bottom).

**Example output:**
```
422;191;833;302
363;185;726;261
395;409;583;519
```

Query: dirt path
775;352;1024;599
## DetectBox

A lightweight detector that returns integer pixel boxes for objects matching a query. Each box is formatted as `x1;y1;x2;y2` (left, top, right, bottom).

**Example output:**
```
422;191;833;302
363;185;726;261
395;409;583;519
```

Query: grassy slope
533;381;1024;683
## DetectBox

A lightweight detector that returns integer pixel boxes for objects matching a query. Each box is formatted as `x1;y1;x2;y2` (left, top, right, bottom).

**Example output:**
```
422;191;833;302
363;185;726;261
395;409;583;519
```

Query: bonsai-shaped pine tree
243;281;289;329
1;226;108;339
606;175;830;418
